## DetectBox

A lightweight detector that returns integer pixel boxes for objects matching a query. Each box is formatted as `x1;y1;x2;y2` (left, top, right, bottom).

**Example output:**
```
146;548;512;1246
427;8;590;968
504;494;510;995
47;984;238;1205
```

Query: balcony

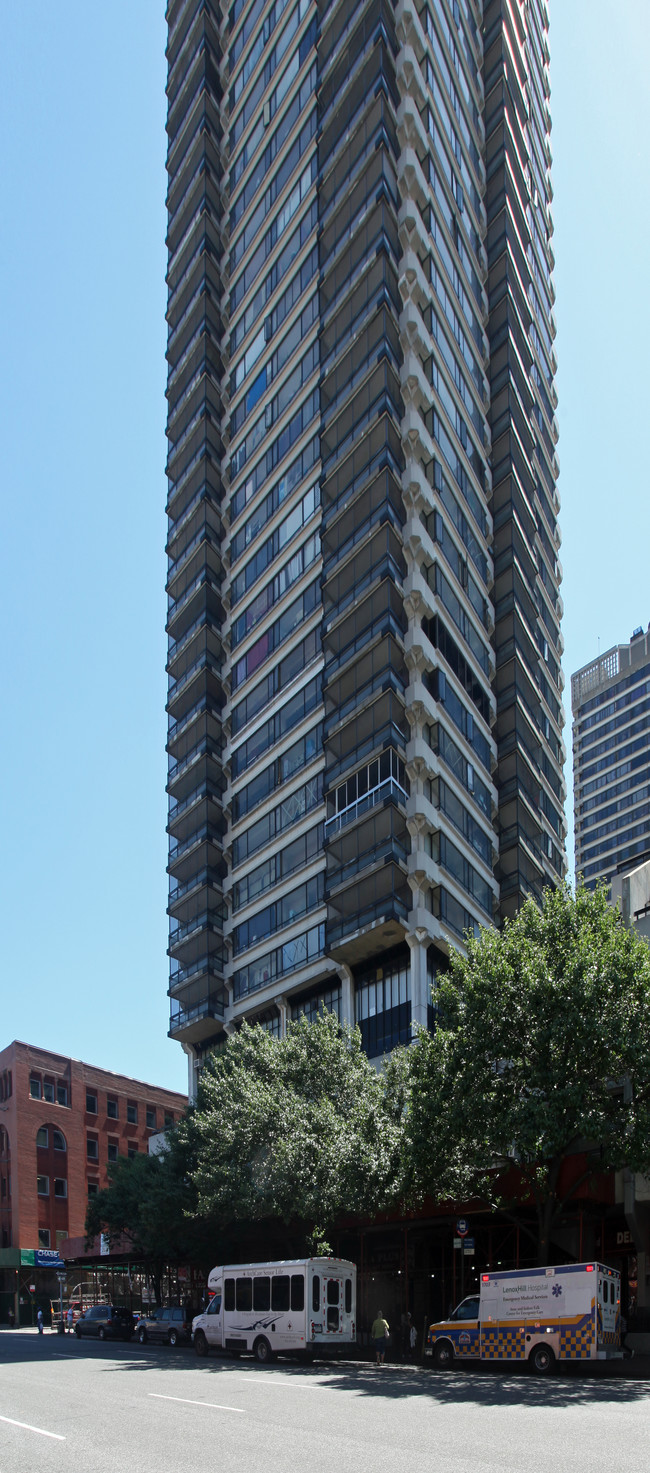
325;776;408;837
168;990;226;1044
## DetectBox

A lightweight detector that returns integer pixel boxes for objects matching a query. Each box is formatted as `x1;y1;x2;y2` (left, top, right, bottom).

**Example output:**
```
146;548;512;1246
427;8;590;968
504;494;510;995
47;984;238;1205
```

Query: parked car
74;1305;133;1342
134;1305;191;1347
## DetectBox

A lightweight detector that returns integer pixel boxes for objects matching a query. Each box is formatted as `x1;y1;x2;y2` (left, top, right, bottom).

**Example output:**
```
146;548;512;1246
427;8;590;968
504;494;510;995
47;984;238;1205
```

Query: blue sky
0;3;648;1093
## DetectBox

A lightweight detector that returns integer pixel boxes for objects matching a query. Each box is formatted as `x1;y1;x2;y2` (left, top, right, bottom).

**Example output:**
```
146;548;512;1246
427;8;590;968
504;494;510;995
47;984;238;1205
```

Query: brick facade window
87;1182;99;1197
107;1140;119;1163
53;1129;66;1152
86;1090;97;1114
127;1101;137;1124
30;1076;41;1099
146;1107;156;1129
107;1098;118;1120
57;1081;69;1107
127;1143;138;1159
164;1112;174;1128
38;1229;50;1247
87;1136;98;1161
43;1079;55;1103
37;1175;49;1196
54;1179;67;1198
36;1126;48;1148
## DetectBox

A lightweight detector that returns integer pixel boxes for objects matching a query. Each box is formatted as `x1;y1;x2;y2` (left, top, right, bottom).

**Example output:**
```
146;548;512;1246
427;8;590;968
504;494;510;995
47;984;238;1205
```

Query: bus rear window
254;1277;270;1311
272;1276;290;1311
291;1275;304;1311
327;1279;339;1305
224;1279;235;1312
312;1274;320;1311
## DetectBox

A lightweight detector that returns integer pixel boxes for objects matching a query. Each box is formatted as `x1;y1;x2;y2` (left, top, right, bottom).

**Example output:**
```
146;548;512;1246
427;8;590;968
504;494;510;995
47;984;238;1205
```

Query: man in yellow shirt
371;1310;389;1365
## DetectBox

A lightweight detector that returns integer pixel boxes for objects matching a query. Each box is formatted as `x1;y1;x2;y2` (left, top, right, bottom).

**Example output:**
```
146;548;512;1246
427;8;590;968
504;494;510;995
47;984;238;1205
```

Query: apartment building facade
572;627;650;889
165;0;566;1090
0;1041;185;1255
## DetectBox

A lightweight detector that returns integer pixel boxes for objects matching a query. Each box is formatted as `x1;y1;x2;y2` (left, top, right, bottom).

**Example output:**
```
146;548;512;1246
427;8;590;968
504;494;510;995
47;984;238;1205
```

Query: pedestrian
410;1320;418;1359
7;1307;15;1329
67;1306;74;1334
371;1309;389;1366
37;1307;43;1335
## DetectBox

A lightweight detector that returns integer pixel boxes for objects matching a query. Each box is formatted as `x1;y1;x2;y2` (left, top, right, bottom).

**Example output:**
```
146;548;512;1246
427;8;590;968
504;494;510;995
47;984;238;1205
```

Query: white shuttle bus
192;1257;357;1363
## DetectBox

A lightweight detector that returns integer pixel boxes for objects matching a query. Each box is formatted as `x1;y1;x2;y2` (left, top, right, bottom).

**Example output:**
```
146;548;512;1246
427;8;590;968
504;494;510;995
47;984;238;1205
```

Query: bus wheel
194;1331;208;1358
433;1341;454;1370
529;1343;555;1376
254;1337;273;1364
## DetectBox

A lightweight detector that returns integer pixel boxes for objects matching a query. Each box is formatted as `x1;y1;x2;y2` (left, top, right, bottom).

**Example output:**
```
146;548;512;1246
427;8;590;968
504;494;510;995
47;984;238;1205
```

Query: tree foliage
405;884;650;1263
179;1012;408;1238
85;1129;217;1283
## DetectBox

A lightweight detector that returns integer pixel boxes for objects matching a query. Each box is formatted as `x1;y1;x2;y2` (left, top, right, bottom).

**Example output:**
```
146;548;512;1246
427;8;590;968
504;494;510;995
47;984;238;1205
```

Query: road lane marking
0;1414;65;1440
149;1394;245;1414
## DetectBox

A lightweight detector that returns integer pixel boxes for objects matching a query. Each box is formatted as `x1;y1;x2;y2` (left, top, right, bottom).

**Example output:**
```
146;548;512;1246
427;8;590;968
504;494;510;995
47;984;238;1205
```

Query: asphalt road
0;1329;649;1473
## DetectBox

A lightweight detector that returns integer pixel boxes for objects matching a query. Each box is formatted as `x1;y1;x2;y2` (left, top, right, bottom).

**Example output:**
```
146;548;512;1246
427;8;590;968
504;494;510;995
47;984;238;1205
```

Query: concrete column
181;1043;198;1104
276;997;289;1037
406;928;430;1032
337;965;354;1029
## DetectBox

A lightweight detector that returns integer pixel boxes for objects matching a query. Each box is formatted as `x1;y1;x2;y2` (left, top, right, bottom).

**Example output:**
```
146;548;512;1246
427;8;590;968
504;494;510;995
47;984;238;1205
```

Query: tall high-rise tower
165;0;566;1091
572;628;650;890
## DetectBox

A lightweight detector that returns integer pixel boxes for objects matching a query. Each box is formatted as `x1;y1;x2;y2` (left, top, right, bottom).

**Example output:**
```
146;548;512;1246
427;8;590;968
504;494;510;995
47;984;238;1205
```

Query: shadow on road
2;1330;649;1410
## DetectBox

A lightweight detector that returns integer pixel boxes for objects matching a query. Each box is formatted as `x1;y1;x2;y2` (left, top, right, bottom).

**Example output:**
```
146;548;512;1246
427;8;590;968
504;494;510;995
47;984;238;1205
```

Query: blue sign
34;1250;66;1269
463;1238;475;1251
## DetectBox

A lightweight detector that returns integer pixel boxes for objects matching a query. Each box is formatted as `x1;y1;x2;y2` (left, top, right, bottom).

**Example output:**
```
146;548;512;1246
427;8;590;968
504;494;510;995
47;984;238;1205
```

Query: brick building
0;1040;186;1258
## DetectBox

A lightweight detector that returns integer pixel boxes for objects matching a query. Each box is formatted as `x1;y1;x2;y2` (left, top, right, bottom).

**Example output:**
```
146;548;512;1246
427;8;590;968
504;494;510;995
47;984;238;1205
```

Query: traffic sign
453;1237;462;1249
456;1218;469;1237
463;1237;475;1255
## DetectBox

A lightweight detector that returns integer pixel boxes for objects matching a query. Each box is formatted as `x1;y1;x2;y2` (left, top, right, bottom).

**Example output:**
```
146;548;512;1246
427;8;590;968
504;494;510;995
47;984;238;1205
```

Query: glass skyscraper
165;0;566;1089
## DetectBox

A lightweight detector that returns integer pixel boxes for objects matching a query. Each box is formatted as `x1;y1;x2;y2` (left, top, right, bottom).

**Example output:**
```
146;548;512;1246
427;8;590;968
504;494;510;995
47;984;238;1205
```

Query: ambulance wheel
254;1336;273;1364
529;1343;555;1375
433;1340;454;1370
194;1331;208;1358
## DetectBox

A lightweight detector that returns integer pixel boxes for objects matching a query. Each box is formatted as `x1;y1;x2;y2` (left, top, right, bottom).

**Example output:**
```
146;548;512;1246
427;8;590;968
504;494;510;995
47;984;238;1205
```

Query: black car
134;1306;191;1346
74;1305;133;1342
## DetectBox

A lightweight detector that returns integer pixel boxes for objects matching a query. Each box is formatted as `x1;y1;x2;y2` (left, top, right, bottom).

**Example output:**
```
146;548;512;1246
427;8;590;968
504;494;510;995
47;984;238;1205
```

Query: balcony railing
325;777;408;836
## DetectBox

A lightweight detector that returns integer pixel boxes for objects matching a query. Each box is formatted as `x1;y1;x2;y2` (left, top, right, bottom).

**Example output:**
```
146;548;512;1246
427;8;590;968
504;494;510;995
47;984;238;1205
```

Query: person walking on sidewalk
37;1308;43;1335
371;1310;389;1366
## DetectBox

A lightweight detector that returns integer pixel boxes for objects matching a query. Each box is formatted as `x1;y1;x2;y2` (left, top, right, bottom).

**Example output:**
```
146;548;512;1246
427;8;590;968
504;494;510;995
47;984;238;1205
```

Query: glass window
291;1275;304;1311
36;1127;48;1149
107;1141;118;1163
87;1182;99;1197
454;1297;479;1320
53;1130;66;1152
312;1275;320;1312
224;1279;235;1312
236;1278;252;1311
146;1107;156;1129
54;1179;67;1198
37;1175;49;1196
43;1080;55;1103
127;1103;137;1124
327;1306;339;1331
327;1280;339;1305
164;1112;174;1128
207;1295;222;1316
87;1137;98;1160
127;1144;138;1160
86;1091;97;1114
345;1279;352;1314
253;1277;271;1311
272;1276;290;1311
30;1077;41;1099
57;1082;68;1107
107;1099;118;1120
38;1229;50;1247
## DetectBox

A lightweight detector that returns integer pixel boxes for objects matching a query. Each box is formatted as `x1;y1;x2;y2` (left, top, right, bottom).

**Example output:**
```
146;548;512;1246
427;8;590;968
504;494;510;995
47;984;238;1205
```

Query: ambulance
426;1262;622;1374
192;1257;356;1362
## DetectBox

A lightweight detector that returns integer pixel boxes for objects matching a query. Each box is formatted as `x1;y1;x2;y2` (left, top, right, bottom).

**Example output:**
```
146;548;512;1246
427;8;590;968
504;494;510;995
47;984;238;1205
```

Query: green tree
180;1012;408;1242
85;1129;217;1298
405;884;650;1264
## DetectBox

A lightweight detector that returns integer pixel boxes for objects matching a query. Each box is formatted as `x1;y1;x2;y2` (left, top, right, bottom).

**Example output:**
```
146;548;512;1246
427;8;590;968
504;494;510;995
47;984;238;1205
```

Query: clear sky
0;3;648;1091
